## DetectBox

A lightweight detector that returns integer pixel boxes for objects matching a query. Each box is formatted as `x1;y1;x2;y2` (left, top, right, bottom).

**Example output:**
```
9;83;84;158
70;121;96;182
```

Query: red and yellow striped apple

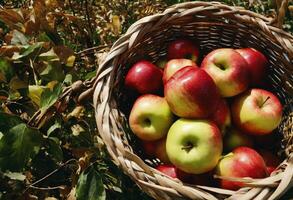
164;66;221;118
201;48;249;97
166;119;222;174
129;94;174;141
209;98;231;135
216;147;268;190
125;60;163;94
236;48;268;86
232;88;283;135
163;58;197;84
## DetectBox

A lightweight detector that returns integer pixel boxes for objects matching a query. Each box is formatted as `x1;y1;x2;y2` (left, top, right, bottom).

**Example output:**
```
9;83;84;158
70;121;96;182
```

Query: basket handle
272;0;289;28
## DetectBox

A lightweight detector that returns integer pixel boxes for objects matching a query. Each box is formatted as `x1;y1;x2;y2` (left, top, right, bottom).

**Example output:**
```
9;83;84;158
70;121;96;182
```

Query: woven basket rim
93;1;293;200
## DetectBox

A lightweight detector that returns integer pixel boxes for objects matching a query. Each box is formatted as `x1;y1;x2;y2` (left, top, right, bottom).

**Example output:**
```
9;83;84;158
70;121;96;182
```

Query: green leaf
85;70;97;80
4;172;26;181
47;122;61;136
11;30;28;45
12;43;43;60
0;123;42;171
40;82;62;112
38;48;59;62
28;85;46;106
0;58;14;82
40;62;65;82
76;166;106;200
47;137;63;162
0;113;22;134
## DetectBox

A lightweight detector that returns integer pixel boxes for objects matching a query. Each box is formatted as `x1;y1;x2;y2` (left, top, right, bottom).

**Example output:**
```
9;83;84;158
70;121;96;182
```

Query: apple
209;98;231;135
129;94;174;141
155;58;168;69
258;150;281;175
156;164;178;179
163;59;197;84
232;88;283;135
166;119;222;174
164;66;221;118
156;164;191;181
201;48;249;97
216;147;268;190
236;48;268;86
224;128;253;152
125;60;163;94
167;39;199;62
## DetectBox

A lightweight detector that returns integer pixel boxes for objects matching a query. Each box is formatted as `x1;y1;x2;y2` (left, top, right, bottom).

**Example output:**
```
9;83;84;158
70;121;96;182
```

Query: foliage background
0;0;292;199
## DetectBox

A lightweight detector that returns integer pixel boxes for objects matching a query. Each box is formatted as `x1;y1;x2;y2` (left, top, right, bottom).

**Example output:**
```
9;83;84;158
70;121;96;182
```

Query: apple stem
181;143;193;152
260;96;270;108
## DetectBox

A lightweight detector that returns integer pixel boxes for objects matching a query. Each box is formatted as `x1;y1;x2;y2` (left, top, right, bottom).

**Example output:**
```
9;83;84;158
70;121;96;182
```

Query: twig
28;185;65;190
25;159;77;192
76;45;109;55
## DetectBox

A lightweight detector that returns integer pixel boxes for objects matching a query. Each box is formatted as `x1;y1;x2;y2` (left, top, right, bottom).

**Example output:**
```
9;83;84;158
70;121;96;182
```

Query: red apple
209;98;231;135
156;164;191;181
142;139;170;163
236;48;268;86
201;48;249;97
163;59;197;84
258;150;281;175
224;128;253;152
156;164;178;179
167;39;199;62
125;60;163;94
164;66;221;118
232;88;283;135
129;94;174;141
216;147;268;190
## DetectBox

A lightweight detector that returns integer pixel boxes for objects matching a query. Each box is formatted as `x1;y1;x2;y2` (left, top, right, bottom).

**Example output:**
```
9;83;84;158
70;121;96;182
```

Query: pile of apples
124;39;283;190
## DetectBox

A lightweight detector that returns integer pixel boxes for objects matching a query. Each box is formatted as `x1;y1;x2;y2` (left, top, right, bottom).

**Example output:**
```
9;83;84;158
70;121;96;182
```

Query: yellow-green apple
162;59;197;84
167;39;199;62
236;48;268;86
129;94;174;141
125;60;163;94
166;119;222;174
201;48;249;97
216;147;268;190
224;128;253;152
164;66;221;118
231;88;283;135
258;150;281;175
209;98;231;135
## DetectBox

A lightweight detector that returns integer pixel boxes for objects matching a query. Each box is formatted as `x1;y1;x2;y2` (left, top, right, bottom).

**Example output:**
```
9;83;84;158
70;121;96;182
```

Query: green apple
224;127;253;152
166;119;222;174
129;94;174;141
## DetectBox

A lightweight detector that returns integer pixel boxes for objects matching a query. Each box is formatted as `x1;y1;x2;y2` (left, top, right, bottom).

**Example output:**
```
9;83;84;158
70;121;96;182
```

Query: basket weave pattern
93;2;293;199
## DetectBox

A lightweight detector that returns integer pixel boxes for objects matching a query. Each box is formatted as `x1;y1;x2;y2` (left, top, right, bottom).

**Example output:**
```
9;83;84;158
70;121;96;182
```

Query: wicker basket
92;2;293;200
